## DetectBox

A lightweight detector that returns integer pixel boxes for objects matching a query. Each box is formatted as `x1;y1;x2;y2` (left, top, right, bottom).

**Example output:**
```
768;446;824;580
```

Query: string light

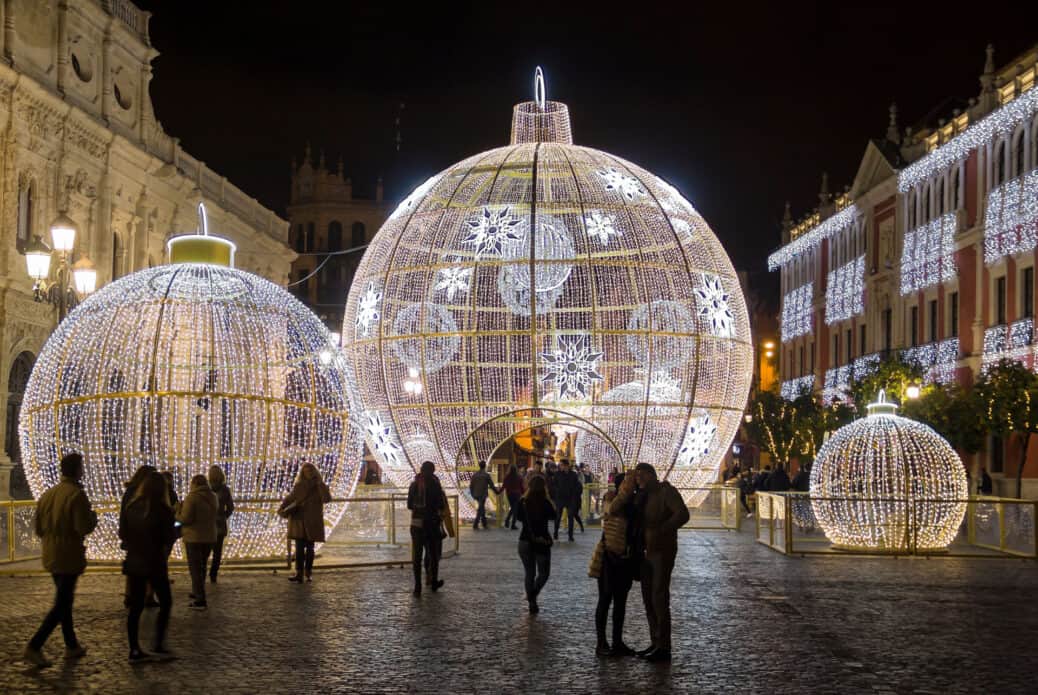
900;212;958;295
767;205;858;271
825;255;864;325
822;353;880;405
781;283;813;342
342;75;752;510
810;390;968;551
780;375;814;400
983;318;1035;369
902;337;960;384
984;169;1038;264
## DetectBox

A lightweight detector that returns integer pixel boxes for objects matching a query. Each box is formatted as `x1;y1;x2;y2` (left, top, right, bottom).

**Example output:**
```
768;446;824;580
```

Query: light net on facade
342;78;752;510
781;283;813;342
984;169;1038;264
20;261;360;560
824;255;864;325
900;212;958;295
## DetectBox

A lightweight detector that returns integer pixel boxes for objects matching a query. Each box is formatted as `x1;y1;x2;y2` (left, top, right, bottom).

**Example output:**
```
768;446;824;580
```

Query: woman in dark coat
517;475;557;614
279;463;331;583
119;471;177;662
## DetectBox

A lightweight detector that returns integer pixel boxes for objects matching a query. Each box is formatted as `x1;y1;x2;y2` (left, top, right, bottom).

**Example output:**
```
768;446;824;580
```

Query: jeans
295;539;315;576
640;550;677;650
410;525;442;587
472;495;488;528
566;504;584;537
504;493;521;528
517;540;551;601
185;542;212;602
211;534;227;580
127;572;172;652
29;574;80;650
595;553;634;645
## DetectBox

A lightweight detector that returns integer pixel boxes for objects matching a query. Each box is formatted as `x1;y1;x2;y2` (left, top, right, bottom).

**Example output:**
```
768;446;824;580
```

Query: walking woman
176;475;218;610
120;465;156;609
278;463;332;583
516;475;556;614
207;465;235;584
594;472;637;656
407;460;447;596
120;471;177;662
502;464;524;530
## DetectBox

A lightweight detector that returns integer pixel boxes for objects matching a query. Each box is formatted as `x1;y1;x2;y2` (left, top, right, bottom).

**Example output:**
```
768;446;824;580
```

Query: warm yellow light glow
49;214;77;253
905;384;921;400
72;257;97;295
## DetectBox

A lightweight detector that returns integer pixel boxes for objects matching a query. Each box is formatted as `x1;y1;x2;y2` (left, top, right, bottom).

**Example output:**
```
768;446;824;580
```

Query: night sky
135;1;1035;301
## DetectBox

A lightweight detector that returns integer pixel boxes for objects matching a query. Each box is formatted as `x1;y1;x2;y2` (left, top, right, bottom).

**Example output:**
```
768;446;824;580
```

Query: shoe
568;535;575;542
145;599;161;608
413;586;421;597
636;645;656;657
151;646;177;661
209;575;217;584
745;512;753;519
187;600;208;611
65;645;87;659
424;574;431;586
644;648;672;663
431;579;444;592
287;575;303;583
553;533;559;540
610;643;636;657
128;650;154;664
188;593;197;599
472;524;478;530
482;523;488;529
528;600;539;614
305;574;312;583
22;646;52;668
595;642;612;656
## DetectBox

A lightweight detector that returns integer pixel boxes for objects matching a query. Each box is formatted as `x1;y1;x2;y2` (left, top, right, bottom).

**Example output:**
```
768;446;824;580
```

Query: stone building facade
770;43;1038;497
0;0;293;498
287;145;391;332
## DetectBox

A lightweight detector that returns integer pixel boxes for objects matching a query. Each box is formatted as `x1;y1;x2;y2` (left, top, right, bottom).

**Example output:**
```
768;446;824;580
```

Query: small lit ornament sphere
342;69;752;508
19;208;360;560
810;391;968;551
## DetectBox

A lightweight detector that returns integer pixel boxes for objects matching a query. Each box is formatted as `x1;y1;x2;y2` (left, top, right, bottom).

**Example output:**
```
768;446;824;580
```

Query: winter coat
768;468;791;492
35;477;98;575
211;483;235;537
119;498;177;577
790;470;810;492
176;479;219;544
555;470;584;510
468;471;496;500
280;476;332;542
600;491;628;556
611;479;689;556
407;474;446;529
517;496;556;552
503;470;525;496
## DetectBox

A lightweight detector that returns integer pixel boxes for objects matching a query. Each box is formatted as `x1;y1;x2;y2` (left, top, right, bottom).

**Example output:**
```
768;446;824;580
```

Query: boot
413;567;422;596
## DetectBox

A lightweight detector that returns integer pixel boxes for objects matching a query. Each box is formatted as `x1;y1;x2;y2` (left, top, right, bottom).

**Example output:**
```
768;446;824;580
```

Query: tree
900;382;984;456
745;388;808;469
849;355;925;416
972;358;1038;498
799;397;855;462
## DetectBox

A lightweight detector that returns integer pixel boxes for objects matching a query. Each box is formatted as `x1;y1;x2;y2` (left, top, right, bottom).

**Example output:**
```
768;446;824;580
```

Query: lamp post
25;214;97;322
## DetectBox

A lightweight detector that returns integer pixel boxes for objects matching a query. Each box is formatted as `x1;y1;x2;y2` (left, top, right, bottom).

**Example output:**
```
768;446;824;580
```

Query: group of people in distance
489;458;591;540
22;453;332;667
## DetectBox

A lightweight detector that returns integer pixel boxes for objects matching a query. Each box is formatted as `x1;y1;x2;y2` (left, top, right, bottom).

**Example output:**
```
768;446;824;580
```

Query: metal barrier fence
756;492;1037;558
0;499;41;564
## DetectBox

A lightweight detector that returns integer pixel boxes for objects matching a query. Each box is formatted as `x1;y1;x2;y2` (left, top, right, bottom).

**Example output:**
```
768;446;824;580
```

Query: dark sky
135;1;1035;297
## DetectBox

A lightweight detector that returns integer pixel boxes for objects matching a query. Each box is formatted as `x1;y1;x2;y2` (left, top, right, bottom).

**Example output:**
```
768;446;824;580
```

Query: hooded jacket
35;477;98;575
280;475;332;542
176;479;219;544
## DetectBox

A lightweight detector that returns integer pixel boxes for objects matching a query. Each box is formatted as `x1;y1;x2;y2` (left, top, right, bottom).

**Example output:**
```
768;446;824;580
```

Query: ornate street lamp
25;214;97;321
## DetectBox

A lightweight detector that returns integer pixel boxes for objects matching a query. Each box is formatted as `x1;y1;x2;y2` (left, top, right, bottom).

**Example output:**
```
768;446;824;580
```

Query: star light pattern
342;89;751;513
695;273;735;338
434;267;473;302
584;210;620;245
19;264;360;561
678;412;717;465
365;410;402;469
355;282;382;336
810;393;968;551
540;335;604;400
462;206;524;259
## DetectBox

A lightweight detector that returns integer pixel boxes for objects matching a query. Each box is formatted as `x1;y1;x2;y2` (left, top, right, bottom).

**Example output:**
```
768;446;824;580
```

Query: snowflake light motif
648;371;682;401
670;218;692;238
694;273;735;338
584;210;620;246
678;412;717;465
434;267;473;302
365;411;401;467
462;206;524;259
355;282;382;336
540;335;604;400
596;168;646;202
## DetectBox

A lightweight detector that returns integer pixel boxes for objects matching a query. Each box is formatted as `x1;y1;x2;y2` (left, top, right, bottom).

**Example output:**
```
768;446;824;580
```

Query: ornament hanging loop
198;202;209;237
534;66;546;111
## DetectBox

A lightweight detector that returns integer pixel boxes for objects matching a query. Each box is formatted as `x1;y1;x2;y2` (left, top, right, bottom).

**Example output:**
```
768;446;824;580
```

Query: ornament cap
866;388;898;417
510;67;573;145
167;202;236;267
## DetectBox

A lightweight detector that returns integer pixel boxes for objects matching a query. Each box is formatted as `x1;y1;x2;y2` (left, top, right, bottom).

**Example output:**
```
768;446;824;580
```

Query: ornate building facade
287;145;390;332
0;0;292;498
770;43;1038;497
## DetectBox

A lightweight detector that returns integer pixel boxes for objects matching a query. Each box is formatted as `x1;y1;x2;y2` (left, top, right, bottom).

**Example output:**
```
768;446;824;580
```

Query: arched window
936;178;945;217
351;222;366;248
992;140;1006;188
5;351;35;498
294;225;305;253
328;221;343;251
907;190;916;229
16;180;34;253
1013;129;1026;178
951;167;962;210
1031;120;1038;172
306;223;315;252
922;183;931;222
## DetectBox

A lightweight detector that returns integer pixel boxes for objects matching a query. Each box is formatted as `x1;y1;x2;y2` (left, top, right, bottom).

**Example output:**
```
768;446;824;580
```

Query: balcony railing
983;317;1036;369
902;337;960;385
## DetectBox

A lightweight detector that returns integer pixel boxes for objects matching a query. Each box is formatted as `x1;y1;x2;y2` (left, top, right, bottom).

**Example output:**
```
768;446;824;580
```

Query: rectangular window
833;335;840;367
846;328;852;363
929;300;938;342
950;292;959;338
884;309;892;352
860;325;866;356
997;276;1007;325
1024;267;1034;319
799;346;804;376
910;306;919;347
810;342;815;373
991;436;1004;474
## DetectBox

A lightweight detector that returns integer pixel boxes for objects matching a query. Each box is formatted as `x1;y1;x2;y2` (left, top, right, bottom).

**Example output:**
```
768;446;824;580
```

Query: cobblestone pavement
0;524;1035;694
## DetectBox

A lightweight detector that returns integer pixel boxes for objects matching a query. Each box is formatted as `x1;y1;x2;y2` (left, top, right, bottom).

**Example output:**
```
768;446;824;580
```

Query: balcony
780;375;814;400
899;211;960;296
901;337;960;385
984;168;1038;265
983;317;1035;369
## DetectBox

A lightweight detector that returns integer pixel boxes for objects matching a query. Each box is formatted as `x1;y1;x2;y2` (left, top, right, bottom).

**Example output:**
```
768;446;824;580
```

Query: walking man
469;461;500;530
555;460;584;540
24;453;98;667
611;462;689;663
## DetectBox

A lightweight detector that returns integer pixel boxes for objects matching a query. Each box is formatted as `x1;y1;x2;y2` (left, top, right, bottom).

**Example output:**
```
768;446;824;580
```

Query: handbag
588;539;604;578
278;501;299;519
439;501;455;538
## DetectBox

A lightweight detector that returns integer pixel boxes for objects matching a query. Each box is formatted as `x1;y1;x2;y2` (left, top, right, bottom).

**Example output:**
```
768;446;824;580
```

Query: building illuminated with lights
770;43;1038;497
0;1;292;499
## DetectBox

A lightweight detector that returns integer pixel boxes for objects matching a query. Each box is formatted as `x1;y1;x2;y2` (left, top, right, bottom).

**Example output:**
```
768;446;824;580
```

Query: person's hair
634;462;657;478
208;465;226;487
132;470;171;510
478;461;486;470
614;472;626;489
560;460;570;468
420;460;435;476
60;453;83;478
296;462;323;485
523;474;548;504
125;464;156;490
190;474;208;489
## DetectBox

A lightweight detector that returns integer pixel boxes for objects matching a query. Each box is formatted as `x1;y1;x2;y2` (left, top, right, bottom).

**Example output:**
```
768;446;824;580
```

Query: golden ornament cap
167;202;236;267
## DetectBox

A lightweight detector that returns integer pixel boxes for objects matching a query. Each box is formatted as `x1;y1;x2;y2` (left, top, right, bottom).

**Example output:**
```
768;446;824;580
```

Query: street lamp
25;214;98;322
905;382;921;400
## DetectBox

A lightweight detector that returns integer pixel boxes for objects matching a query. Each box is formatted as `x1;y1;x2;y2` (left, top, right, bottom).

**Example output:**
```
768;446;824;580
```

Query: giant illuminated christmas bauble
20;209;360;560
342;71;752;509
810;391;968;551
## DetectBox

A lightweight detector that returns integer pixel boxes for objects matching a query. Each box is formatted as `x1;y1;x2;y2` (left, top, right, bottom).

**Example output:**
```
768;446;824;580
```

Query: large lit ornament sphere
342;70;752;509
19;206;359;560
810;391;968;551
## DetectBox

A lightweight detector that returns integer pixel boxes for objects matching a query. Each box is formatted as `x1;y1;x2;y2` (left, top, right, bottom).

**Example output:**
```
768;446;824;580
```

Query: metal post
454;495;460;554
7;503;14;562
389;494;397;546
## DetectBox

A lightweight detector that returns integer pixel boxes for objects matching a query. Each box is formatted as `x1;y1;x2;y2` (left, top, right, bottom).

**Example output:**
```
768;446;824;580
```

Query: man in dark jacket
753;465;772;493
790;464;811;492
468;461;500;530
24;453;97;668
768;465;791;492
555;460;584;541
978;466;993;495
